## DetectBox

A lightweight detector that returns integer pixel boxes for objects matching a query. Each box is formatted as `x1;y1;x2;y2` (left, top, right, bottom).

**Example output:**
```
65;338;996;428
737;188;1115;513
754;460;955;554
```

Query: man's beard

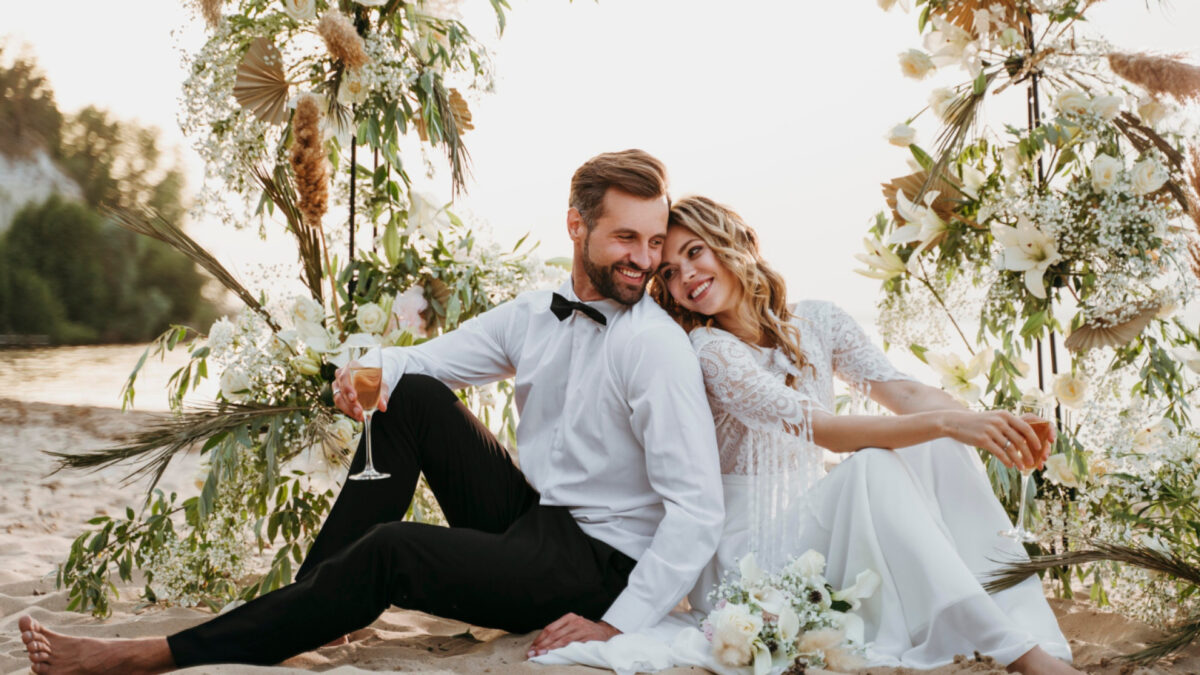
582;236;649;306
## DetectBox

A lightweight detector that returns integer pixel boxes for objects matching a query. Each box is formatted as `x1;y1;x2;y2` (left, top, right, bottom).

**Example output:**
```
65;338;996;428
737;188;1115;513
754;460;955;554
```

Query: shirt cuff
600;592;654;634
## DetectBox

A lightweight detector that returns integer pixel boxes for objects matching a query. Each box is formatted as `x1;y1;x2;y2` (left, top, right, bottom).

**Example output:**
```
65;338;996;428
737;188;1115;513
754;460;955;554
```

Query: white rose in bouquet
898;49;935;80
219;367;252;401
928;87;958;121
1089;94;1123;121
1044;454;1081;489
1052;373;1088;409
291;296;326;325
887;123;917;147
1130;158;1168;196
1054;89;1091;116
282;0;317;22
325;417;358;455
356;302;388;334
709;603;762;667
1090;154;1122;193
787;549;826;580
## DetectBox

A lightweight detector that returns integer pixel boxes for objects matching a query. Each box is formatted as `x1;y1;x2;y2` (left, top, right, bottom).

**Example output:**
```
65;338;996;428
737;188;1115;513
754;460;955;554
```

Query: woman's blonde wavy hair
650;195;810;381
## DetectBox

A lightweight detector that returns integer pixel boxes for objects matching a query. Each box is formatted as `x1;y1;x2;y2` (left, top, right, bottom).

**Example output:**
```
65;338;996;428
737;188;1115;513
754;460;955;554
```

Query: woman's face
659;225;741;319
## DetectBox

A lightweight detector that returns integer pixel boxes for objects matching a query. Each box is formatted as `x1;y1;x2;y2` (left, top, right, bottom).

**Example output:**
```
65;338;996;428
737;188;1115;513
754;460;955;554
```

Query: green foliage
0;196;211;343
0;45;62;158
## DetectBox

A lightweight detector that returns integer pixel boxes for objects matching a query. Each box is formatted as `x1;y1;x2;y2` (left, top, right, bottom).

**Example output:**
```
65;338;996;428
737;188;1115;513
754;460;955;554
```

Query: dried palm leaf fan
881;170;964;224
936;0;1027;36
1064;302;1160;353
233;38;291;125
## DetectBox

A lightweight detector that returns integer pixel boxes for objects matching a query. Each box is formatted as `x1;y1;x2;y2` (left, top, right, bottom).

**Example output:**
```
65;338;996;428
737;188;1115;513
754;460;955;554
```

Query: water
0;344;217;411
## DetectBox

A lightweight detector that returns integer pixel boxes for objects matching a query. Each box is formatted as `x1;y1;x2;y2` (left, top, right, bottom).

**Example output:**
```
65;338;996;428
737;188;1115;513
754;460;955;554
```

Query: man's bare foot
1007;646;1084;675
19;615;175;675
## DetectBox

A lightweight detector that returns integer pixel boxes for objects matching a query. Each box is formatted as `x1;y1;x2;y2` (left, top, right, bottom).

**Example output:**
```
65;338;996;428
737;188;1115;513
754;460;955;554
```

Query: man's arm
335;299;522;420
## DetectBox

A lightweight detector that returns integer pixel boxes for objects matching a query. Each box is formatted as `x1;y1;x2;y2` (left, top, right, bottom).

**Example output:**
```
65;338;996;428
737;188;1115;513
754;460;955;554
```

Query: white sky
4;0;1199;325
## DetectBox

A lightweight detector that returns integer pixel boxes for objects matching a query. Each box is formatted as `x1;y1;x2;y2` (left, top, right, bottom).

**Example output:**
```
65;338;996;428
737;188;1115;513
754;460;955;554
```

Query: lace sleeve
825;302;914;390
691;329;821;438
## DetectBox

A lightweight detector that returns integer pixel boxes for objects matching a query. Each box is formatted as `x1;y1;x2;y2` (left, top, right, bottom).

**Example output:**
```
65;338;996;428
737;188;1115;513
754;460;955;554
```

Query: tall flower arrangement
53;0;563;617
862;0;1200;650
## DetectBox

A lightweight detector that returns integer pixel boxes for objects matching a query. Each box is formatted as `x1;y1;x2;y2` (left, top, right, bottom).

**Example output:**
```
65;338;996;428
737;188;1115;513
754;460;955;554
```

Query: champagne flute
999;405;1052;542
347;349;389;481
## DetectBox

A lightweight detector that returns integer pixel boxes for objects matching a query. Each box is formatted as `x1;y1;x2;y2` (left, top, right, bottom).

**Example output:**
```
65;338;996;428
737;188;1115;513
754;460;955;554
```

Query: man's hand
332;362;389;421
526;613;620;658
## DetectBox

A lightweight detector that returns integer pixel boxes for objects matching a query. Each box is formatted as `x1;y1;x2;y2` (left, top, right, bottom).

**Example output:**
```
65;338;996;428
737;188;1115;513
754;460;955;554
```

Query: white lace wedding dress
534;300;1071;674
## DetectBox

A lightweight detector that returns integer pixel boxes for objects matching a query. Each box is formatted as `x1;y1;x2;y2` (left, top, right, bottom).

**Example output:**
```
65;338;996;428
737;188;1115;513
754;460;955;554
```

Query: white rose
1130;158;1168;196
1044;454;1081;489
1052;373;1088;409
1054;89;1091;116
219;367;251;401
327;417;358;452
898;49;935;80
337;68;370;105
928;87;958;122
282;0;317;22
1089;95;1123;121
1090;154;1122;193
787;549;826;580
887;123;917;147
291;296;325;325
1138;97;1169;127
356;302;388;334
709;603;762;667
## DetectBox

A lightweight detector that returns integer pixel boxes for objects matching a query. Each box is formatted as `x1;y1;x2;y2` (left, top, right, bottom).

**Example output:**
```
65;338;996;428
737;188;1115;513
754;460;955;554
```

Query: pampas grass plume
1109;52;1200;103
318;10;369;70
199;0;222;28
290;94;329;230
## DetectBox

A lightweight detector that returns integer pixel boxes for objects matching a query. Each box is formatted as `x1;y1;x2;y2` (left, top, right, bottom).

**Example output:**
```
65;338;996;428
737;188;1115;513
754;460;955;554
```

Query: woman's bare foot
19;615;175;675
1007;646;1084;675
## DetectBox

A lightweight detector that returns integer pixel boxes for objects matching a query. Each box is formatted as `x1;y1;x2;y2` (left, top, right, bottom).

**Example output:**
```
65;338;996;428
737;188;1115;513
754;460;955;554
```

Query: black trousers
167;374;636;667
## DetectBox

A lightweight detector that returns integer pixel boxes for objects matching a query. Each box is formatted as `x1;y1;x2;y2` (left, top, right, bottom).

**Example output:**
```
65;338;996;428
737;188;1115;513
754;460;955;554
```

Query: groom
20;149;724;673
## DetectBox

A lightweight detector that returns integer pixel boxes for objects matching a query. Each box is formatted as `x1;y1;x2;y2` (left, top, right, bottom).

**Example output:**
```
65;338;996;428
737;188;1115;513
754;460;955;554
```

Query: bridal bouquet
703;551;879;674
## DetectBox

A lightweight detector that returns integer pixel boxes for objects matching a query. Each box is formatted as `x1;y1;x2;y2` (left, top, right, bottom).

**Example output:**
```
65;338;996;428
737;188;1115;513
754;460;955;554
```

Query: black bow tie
550;293;607;326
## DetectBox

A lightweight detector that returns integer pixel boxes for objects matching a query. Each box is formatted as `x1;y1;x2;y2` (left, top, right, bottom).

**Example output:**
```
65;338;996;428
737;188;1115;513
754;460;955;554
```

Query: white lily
738;553;765;587
832;569;881;612
960;164;987;200
888;190;947;247
854;237;906;280
1172;346;1200;374
990;216;1062;299
927;349;993;404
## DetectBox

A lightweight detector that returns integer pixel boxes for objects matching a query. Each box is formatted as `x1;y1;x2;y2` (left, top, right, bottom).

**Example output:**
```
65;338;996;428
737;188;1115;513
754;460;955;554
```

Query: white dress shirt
376;280;724;632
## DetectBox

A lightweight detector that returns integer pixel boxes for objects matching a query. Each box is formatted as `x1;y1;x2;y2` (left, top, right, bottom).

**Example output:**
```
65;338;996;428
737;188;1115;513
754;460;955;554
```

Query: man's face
569;189;669;305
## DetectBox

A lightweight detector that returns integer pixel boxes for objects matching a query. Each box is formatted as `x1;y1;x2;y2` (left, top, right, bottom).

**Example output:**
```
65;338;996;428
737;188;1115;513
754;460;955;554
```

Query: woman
537;196;1078;675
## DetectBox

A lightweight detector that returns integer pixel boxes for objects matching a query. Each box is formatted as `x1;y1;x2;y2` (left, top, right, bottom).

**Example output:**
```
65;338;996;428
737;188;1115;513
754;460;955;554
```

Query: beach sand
1;397;1198;675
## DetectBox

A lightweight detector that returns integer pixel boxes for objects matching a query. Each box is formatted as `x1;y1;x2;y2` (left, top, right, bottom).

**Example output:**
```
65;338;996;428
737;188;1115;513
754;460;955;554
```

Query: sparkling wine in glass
347;350;389;481
999;413;1052;542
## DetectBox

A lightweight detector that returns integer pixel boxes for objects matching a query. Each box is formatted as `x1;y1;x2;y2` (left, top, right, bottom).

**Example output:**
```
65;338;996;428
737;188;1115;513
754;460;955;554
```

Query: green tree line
0;45;214;343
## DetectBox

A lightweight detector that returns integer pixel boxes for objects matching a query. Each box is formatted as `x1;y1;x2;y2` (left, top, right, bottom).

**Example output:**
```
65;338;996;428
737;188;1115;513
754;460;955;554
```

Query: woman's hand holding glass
941;409;1045;470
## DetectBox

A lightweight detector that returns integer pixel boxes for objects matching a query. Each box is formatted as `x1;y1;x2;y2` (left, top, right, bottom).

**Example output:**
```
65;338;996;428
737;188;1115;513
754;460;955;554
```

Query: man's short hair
569;149;669;230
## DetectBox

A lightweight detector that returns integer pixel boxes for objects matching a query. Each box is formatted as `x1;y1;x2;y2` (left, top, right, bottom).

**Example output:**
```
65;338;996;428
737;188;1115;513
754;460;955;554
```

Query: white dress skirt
535;439;1071;674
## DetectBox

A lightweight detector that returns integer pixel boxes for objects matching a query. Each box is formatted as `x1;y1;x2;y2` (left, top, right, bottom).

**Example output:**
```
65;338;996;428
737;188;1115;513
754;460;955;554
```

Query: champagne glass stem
362;412;375;472
1015;471;1031;535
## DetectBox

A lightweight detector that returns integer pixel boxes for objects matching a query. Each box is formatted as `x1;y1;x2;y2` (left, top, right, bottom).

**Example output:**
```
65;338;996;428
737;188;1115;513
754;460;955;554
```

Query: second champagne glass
347;349;389;481
999;406;1052;542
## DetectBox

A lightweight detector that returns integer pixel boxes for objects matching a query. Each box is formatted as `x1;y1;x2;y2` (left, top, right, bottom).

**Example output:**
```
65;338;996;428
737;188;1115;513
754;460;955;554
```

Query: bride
536;196;1079;675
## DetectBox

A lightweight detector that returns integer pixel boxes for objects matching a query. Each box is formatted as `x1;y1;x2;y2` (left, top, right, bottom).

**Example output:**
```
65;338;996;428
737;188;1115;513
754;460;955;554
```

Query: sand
1;397;1198;675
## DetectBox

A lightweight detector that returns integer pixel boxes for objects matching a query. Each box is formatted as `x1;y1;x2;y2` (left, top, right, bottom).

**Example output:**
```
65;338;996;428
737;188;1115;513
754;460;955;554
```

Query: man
19;149;723;673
